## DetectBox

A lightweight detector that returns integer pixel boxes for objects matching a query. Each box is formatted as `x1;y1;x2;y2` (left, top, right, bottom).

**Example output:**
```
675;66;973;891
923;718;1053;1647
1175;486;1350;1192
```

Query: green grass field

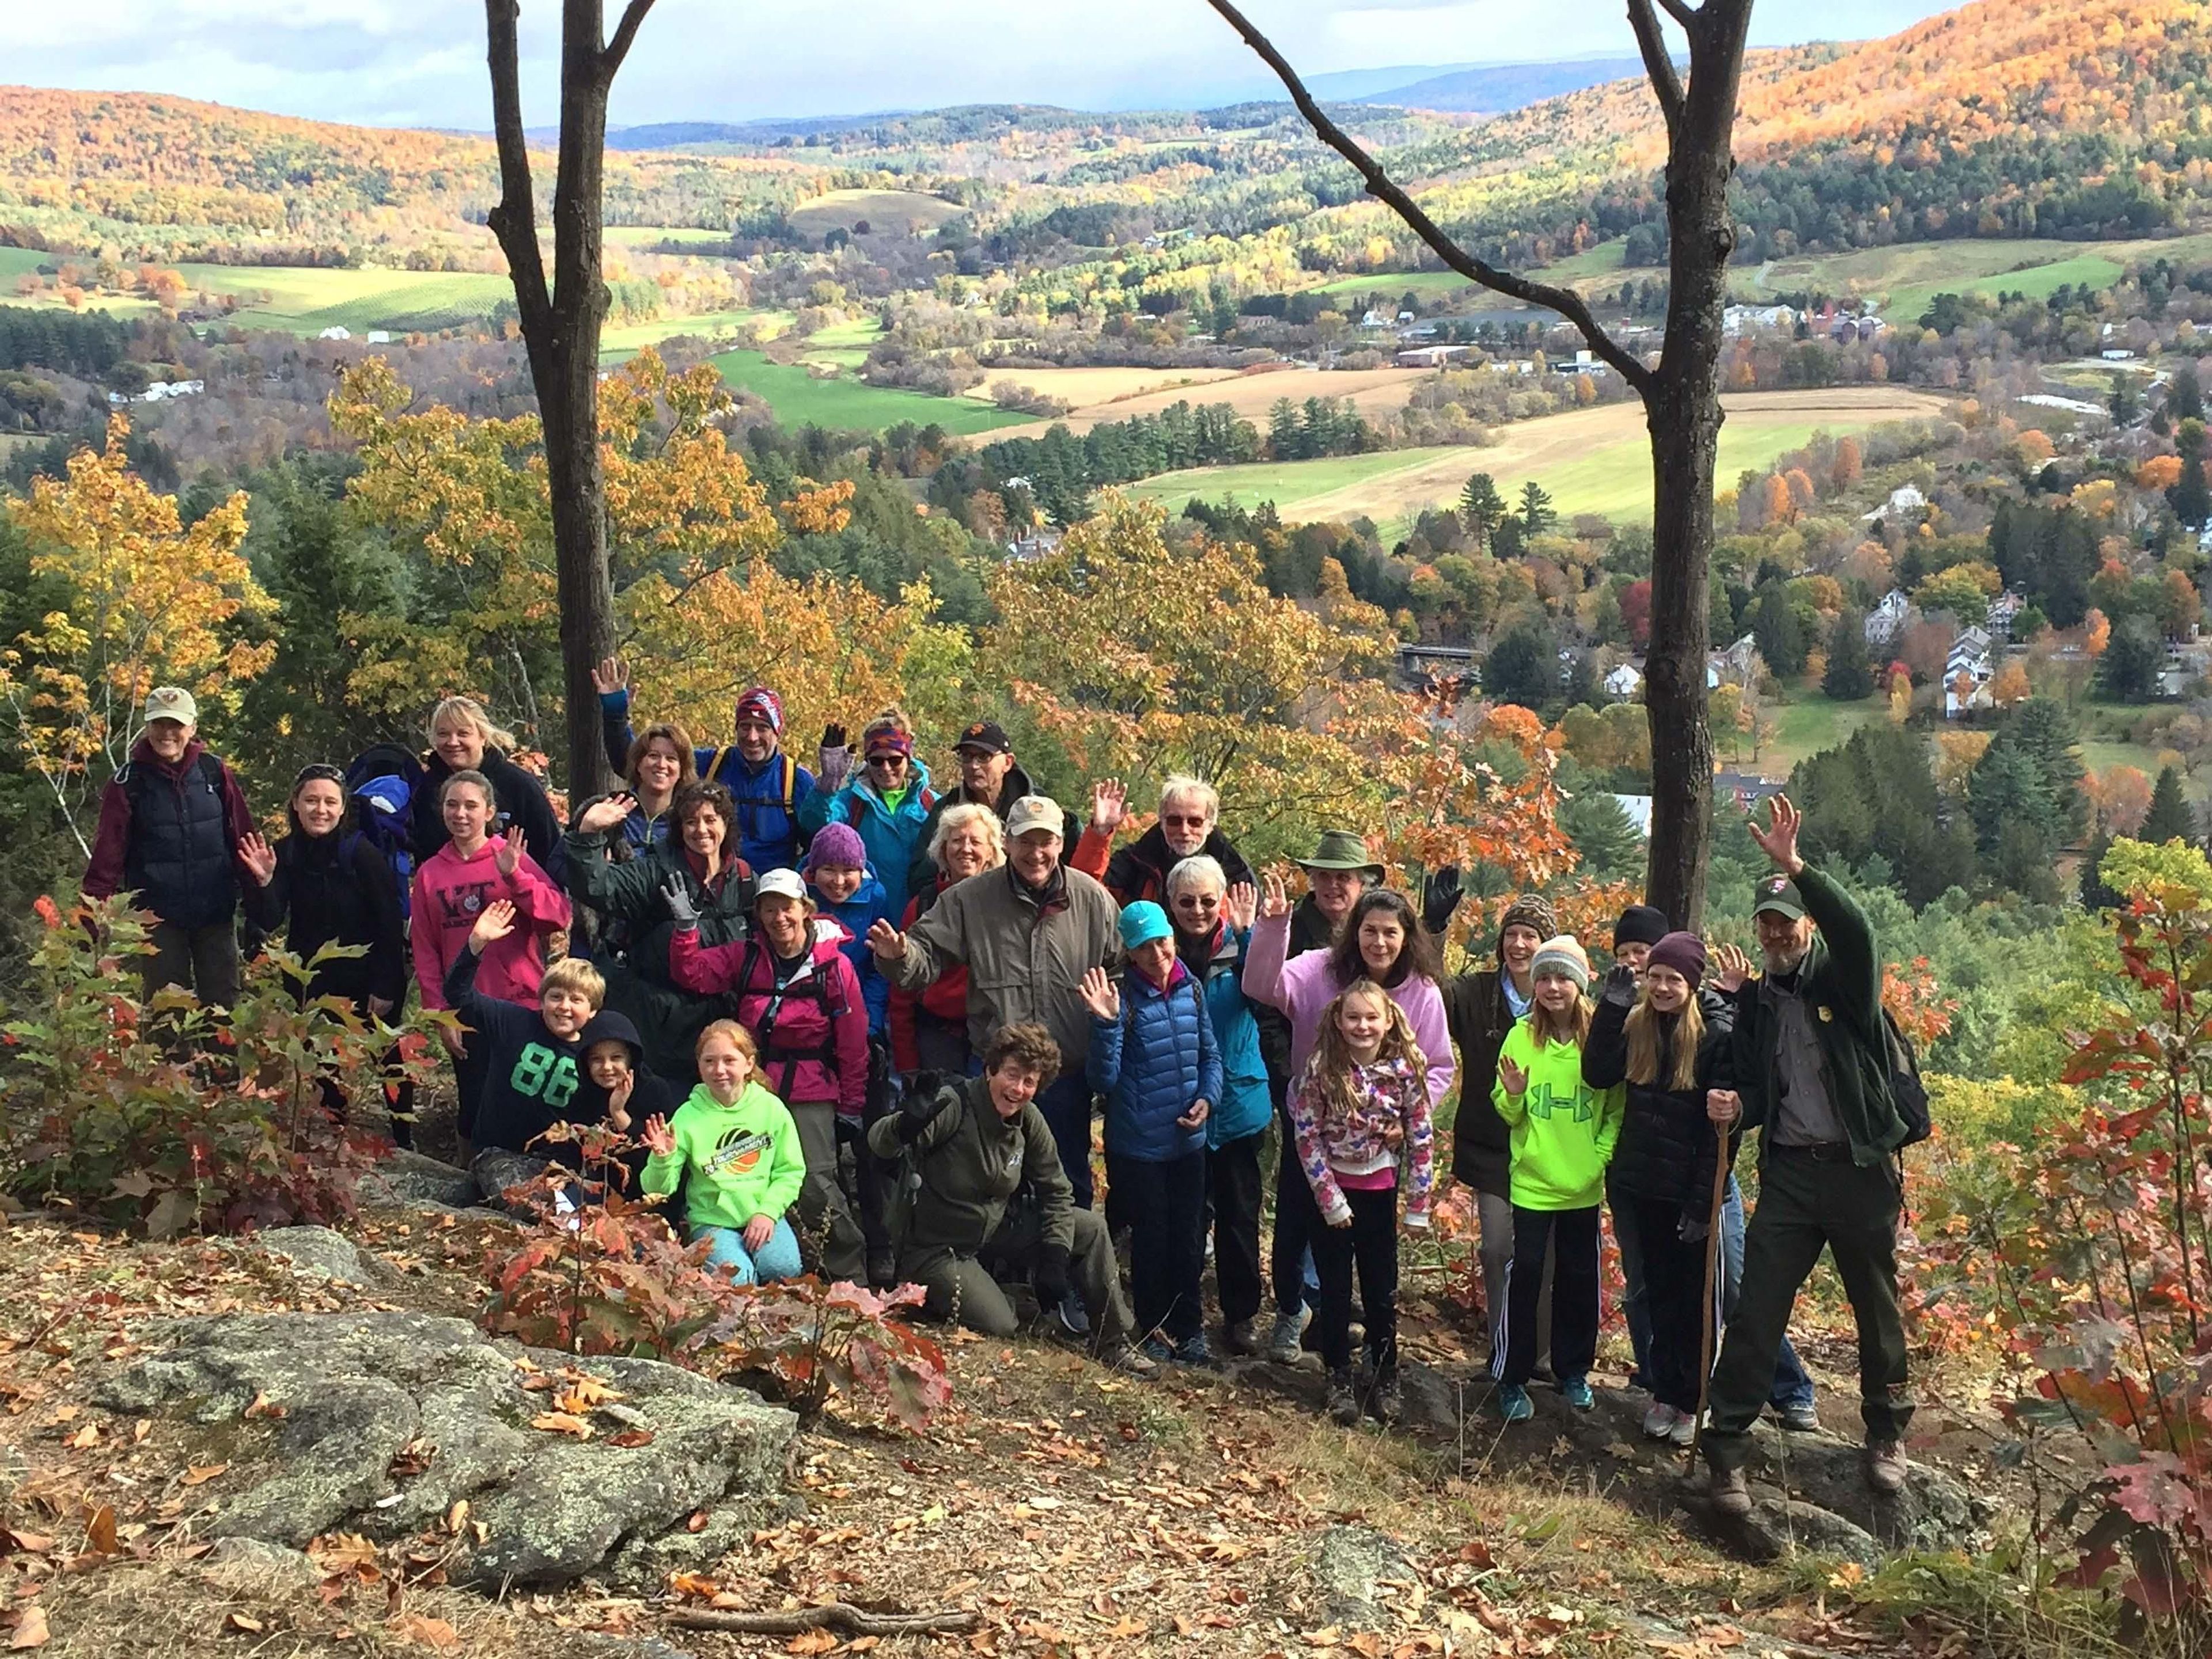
1738;232;2212;324
786;188;963;236
604;226;734;248
1123;446;1465;514
1307;244;1624;302
708;350;1032;434
600;308;791;359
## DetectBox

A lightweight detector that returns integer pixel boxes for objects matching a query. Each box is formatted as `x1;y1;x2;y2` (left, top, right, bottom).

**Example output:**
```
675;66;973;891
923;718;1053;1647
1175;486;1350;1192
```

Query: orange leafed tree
0;416;274;854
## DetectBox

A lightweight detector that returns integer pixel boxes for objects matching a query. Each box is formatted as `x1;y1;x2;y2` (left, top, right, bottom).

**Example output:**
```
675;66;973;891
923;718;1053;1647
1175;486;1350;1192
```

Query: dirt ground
0;1187;2066;1659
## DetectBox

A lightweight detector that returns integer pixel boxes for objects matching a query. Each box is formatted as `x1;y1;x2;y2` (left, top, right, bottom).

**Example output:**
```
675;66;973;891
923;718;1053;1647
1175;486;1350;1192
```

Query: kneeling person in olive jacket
868;1024;1156;1374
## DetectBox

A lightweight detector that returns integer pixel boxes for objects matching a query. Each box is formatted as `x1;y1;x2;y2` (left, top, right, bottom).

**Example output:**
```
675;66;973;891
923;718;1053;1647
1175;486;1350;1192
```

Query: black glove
896;1078;955;1144
1032;1242;1073;1307
1677;1211;1713;1245
1421;864;1464;935
821;722;848;752
1601;963;1639;1006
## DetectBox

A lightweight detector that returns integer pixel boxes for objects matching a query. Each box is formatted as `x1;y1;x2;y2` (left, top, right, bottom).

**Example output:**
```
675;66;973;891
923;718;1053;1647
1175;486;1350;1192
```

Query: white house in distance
1863;484;1927;525
1944;624;1995;718
1395;343;1471;369
317;325;351;341
1603;662;1643;700
1707;634;1759;688
1864;588;1912;647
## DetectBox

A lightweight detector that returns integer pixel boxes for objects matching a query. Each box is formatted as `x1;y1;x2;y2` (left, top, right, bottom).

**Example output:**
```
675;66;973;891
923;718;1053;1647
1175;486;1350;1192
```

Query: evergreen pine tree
1459;472;1505;541
1518;479;1556;538
2141;764;2197;844
1823;609;1875;700
2081;830;2120;910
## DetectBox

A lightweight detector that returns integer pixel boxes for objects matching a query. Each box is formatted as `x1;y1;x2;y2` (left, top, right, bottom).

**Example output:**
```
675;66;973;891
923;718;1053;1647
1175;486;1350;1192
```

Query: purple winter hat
805;822;868;874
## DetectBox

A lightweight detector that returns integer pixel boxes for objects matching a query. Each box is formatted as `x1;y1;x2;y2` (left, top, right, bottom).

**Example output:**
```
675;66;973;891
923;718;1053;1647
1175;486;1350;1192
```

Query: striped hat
1529;935;1591;992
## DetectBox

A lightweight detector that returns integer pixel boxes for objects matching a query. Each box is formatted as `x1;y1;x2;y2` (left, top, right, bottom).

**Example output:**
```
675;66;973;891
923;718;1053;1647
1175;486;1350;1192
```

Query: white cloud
2;0;1963;128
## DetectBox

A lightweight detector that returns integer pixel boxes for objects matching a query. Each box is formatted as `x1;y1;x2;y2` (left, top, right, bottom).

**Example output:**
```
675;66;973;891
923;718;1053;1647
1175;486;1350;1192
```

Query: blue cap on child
1118;901;1173;950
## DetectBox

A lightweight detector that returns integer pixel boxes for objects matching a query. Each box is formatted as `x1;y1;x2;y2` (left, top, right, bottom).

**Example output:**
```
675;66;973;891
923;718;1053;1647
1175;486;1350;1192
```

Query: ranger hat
1294;828;1384;879
1752;873;1806;921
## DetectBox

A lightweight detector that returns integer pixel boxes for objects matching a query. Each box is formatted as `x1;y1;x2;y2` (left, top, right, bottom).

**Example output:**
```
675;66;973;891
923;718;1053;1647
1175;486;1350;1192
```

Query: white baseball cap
1005;796;1065;839
755;868;809;905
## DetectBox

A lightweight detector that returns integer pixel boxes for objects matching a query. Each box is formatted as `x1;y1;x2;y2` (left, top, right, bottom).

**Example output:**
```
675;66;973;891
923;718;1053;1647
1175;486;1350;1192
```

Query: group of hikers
82;673;1918;1512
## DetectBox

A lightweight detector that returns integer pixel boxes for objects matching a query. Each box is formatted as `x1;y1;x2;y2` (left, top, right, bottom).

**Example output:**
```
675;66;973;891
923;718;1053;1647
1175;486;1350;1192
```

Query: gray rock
99;1310;796;1589
1311;1525;1422;1628
605;1505;756;1593
200;1536;325;1594
358;1150;478;1211
252;1226;377;1285
1730;1423;1980;1552
1735;1498;1883;1570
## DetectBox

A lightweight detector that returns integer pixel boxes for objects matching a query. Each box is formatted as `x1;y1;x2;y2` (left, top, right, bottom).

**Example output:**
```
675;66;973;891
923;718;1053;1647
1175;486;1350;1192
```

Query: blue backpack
344;741;425;919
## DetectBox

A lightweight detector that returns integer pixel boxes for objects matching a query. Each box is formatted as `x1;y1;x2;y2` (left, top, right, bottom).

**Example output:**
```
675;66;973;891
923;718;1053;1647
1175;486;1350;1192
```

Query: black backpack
1878;1007;1930;1148
343;741;427;919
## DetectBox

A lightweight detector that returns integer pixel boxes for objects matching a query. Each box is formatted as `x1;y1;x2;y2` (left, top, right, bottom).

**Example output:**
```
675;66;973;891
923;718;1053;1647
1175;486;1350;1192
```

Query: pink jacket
670;918;870;1115
408;838;570;1010
1241;911;1457;1113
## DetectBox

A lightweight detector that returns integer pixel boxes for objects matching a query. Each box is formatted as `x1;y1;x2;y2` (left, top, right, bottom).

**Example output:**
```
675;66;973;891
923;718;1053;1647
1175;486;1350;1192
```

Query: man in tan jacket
869;795;1121;1210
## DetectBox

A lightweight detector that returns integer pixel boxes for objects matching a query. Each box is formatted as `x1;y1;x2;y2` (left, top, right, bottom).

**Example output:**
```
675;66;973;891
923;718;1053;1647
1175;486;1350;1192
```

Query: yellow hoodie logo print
1523;1082;1594;1123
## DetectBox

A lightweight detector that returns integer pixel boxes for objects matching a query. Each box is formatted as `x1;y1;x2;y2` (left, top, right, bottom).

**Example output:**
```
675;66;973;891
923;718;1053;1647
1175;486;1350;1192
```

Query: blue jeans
699;1218;804;1285
1613;1177;1813;1410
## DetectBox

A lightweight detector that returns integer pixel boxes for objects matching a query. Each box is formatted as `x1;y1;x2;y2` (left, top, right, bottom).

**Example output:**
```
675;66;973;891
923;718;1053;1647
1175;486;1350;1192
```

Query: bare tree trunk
484;0;654;798
1204;0;1755;927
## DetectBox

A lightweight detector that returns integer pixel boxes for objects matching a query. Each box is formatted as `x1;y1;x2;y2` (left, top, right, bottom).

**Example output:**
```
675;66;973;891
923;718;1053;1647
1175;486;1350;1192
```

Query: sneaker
1368;1369;1402;1426
1866;1439;1908;1494
1325;1369;1361;1426
1056;1289;1091;1338
1777;1402;1820;1433
1641;1402;1681;1441
1667;1412;1699;1449
1560;1375;1594;1410
1100;1340;1160;1377
1139;1335;1175;1365
1495;1384;1535;1423
1171;1332;1214;1367
1705;1464;1752;1517
1267;1308;1310;1365
1222;1317;1260;1357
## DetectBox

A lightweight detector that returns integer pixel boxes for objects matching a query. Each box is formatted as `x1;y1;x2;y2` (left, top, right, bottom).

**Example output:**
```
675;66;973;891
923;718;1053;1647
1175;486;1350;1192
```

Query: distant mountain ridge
1346;56;1657;113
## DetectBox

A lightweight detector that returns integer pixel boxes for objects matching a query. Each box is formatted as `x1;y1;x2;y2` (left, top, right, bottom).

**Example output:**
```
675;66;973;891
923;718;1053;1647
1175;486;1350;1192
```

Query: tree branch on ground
665;1604;978;1636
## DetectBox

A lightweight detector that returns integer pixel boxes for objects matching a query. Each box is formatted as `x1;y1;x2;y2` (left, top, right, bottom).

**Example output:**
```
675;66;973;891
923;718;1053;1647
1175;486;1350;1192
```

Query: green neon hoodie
642;1079;806;1234
1492;1015;1624;1211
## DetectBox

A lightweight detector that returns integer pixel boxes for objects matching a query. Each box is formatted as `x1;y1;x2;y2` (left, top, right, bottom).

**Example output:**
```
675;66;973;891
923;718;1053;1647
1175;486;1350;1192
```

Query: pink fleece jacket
408;838;571;1010
1241;910;1458;1113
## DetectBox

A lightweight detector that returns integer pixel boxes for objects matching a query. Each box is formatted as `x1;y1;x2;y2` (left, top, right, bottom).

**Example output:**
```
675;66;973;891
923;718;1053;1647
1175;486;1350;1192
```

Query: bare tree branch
1627;0;1686;137
1200;0;1653;395
483;0;552;330
603;0;657;78
1654;0;1700;28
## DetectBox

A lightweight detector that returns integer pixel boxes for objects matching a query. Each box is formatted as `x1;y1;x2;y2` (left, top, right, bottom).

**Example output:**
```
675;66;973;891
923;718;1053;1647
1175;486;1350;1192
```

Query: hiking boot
1267;1308;1311;1365
866;1249;899;1290
1641;1402;1681;1441
1171;1332;1214;1368
1776;1401;1820;1433
1100;1340;1160;1377
1704;1464;1752;1517
1368;1368;1402;1426
1325;1368;1361;1426
1560;1375;1594;1411
1139;1335;1175;1366
1222;1317;1261;1357
1866;1438;1908;1494
1495;1383;1535;1423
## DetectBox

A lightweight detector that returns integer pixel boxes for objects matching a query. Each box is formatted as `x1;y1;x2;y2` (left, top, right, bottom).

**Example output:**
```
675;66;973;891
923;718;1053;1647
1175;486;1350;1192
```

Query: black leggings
1311;1184;1400;1375
1498;1205;1600;1388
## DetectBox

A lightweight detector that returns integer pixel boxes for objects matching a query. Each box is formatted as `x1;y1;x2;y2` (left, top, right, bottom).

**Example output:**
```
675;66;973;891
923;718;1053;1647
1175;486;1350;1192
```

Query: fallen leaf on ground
531;1411;592;1438
786;1631;838;1656
224;1613;264;1635
181;1464;228;1486
389;1613;458;1650
6;1608;50;1650
83;1505;116;1555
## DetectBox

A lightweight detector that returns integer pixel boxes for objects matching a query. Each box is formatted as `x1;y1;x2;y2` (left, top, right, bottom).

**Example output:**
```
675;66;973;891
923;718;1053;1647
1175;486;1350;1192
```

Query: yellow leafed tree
0;415;273;853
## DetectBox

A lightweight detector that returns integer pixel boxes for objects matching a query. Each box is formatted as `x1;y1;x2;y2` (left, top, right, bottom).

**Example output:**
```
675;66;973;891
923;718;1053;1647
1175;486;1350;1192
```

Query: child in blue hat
1079;900;1224;1364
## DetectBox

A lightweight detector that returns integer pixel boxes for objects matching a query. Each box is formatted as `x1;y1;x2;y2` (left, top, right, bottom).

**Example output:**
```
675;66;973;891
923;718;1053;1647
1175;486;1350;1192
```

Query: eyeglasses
1161;813;1210;829
1171;891;1221;909
865;753;908;768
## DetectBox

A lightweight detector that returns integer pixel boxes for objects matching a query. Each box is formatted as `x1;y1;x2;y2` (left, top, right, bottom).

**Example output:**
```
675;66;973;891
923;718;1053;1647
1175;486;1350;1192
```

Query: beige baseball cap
143;686;198;725
1005;795;1065;839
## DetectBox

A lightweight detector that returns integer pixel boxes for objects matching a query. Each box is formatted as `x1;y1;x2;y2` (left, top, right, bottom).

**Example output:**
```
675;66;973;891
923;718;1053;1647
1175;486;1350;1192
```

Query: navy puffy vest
123;753;236;931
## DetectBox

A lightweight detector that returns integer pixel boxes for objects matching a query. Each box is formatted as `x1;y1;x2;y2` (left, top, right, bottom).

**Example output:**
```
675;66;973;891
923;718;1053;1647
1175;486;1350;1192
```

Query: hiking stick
1687;1135;1731;1465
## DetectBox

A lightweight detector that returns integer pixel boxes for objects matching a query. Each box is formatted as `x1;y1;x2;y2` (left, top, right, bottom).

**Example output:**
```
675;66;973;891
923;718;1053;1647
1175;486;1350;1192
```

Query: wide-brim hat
1294;828;1384;878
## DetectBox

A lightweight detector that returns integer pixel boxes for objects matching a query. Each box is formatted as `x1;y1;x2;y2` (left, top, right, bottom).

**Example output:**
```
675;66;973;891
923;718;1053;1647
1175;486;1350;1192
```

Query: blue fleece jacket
1088;960;1224;1163
810;863;896;1034
599;688;814;873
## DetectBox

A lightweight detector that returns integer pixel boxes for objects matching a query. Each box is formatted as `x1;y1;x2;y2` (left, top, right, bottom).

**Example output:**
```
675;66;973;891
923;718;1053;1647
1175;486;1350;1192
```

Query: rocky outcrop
97;1311;794;1590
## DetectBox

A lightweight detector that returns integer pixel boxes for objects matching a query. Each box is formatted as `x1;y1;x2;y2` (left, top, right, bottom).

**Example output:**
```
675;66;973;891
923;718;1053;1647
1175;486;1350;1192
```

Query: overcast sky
8;1;1964;130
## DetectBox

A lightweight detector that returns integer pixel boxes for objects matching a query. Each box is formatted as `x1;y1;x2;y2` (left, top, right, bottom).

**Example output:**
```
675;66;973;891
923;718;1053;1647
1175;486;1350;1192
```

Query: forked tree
484;0;656;797
1205;0;1755;926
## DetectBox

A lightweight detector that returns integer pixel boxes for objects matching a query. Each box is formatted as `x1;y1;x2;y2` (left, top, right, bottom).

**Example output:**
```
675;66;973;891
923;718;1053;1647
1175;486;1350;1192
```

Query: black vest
123;752;236;931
